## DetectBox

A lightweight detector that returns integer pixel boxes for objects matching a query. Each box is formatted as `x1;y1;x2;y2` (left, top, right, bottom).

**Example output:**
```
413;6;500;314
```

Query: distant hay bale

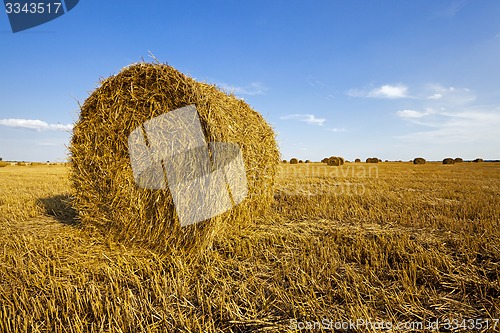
472;158;484;163
305;160;311;163
321;158;329;163
298;160;303;163
327;156;341;166
413;157;426;165
366;157;379;163
15;162;27;166
282;159;287;163
338;157;345;165
0;161;8;167
443;158;455;164
70;62;279;252
454;158;463;163
290;158;298;164
355;158;361;163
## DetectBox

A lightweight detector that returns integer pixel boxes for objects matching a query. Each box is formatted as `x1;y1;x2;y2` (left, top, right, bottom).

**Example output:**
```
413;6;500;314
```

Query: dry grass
0;162;499;332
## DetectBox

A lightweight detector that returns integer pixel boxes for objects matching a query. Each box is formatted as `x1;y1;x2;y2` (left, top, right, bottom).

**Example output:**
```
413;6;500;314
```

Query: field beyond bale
0;162;499;332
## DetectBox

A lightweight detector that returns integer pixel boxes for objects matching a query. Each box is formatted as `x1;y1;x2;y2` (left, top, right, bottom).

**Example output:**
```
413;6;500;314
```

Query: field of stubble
0;162;498;332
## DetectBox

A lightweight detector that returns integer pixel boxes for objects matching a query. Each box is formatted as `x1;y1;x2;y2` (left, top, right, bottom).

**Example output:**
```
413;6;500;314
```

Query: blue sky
1;0;499;162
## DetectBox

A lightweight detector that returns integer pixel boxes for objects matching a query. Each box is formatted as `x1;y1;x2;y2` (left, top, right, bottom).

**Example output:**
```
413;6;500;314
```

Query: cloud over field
348;84;409;99
280;114;326;126
0;119;73;132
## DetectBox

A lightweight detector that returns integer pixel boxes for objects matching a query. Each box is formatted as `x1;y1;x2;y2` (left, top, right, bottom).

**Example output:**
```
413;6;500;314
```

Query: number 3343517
5;2;62;14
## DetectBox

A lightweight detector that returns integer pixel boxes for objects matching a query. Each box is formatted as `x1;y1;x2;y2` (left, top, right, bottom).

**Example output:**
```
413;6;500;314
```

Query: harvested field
0;162;499;332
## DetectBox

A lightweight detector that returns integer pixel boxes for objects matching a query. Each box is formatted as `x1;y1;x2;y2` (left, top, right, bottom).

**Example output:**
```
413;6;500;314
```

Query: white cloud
0;119;73;132
280;114;326;126
328;127;347;132
219;82;267;96
425;84;475;104
396;108;435;119
348;84;409;99
396;84;499;145
428;93;442;100
369;84;408;99
396;107;500;144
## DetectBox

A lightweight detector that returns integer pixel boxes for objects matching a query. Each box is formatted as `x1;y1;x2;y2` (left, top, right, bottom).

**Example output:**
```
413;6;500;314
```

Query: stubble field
0;162;498;332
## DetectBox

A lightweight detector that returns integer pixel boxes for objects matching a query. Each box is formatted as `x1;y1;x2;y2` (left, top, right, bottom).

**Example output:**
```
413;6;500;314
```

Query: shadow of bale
37;194;78;226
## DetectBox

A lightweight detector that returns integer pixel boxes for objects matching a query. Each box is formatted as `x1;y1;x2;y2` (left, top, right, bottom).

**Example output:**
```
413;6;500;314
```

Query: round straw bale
290;158;298;164
298;160;303;163
443;158;455;164
70;62;279;252
327;156;341;166
454;157;463;163
366;157;379;163
355;158;361;163
338;157;345;165
305;160;311;163
472;158;484;163
282;159;288;163
413;157;426;165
